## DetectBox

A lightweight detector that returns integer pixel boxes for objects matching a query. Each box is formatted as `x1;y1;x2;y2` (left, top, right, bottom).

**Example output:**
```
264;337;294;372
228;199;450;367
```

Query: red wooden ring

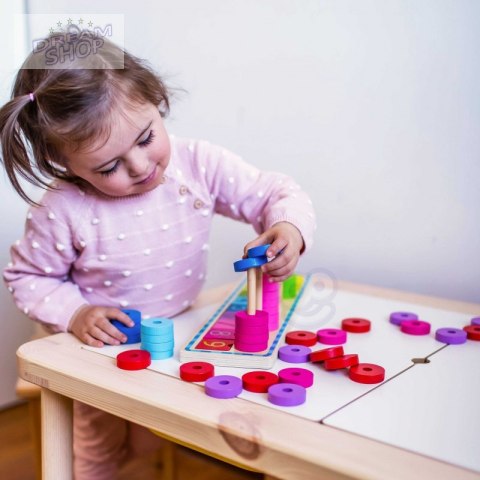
349;363;385;384
463;325;480;341
116;349;151;370
324;354;359;371
180;361;215;382
309;346;344;363
242;371;279;393
285;330;317;346
341;318;371;333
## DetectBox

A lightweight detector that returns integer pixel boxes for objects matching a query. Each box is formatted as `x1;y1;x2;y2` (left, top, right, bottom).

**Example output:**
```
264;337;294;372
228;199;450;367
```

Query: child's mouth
135;165;157;185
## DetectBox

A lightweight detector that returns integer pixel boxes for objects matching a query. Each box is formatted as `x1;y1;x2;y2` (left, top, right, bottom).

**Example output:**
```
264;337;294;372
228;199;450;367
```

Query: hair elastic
29;92;35;102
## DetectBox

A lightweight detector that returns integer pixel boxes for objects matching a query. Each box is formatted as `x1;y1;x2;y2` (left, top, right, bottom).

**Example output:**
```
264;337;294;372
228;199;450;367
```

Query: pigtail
1;31;175;205
0;93;52;204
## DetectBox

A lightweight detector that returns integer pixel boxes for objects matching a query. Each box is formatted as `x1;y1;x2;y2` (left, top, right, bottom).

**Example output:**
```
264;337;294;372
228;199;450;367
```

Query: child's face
62;101;170;197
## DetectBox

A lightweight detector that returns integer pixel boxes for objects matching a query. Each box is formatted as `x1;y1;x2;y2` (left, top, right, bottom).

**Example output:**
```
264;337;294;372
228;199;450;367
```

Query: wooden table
16;281;480;480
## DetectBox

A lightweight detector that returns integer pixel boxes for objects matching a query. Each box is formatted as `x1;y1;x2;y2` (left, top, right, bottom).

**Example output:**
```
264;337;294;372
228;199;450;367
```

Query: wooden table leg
161;440;177;480
41;388;73;480
28;396;42;480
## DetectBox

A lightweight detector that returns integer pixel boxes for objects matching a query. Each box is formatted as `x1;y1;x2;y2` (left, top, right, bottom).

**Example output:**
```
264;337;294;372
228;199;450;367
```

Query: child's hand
68;305;134;347
244;221;305;282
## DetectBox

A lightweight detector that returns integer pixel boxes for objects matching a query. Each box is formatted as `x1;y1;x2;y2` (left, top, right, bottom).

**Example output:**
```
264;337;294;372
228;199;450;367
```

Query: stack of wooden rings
233;244;272;352
140;317;174;360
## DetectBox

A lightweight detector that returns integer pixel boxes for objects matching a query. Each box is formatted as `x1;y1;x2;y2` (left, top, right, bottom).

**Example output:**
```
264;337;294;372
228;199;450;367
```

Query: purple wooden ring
268;383;306;406
389;311;418;326
278;345;311;363
435;327;467;345
205;375;243;399
316;328;347;345
471;317;480;326
278;367;314;388
400;319;431;336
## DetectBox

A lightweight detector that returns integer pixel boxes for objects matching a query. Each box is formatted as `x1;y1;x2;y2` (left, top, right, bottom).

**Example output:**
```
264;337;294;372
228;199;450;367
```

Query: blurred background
1;0;479;407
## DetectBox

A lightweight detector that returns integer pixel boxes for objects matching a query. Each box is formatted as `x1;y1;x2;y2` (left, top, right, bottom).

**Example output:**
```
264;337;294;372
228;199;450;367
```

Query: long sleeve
4;194;88;332
181;139;316;252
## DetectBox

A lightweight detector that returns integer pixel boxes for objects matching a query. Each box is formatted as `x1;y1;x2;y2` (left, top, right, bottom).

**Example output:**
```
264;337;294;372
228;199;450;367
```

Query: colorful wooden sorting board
179;274;308;368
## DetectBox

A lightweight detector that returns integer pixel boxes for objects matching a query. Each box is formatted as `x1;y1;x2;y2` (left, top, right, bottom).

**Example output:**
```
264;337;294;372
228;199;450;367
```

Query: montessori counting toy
113;244;480;407
232;243;279;352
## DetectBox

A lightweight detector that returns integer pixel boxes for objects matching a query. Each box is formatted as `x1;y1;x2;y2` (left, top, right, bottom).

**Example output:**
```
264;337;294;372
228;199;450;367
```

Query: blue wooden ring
233;256;268;272
141;340;175;352
141;317;174;334
111;309;142;344
247;244;271;258
121;309;141;324
149;350;174;360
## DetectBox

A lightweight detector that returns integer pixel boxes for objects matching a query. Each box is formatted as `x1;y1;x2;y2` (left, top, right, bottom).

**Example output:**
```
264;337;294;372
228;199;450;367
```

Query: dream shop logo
32;23;112;66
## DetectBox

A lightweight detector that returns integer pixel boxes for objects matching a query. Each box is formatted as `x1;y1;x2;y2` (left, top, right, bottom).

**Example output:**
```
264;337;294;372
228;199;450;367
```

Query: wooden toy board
178;275;307;368
84;276;479;473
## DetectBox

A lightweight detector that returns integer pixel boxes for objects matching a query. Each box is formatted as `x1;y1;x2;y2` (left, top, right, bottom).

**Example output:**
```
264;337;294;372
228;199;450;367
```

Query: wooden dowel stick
247;268;256;315
256;268;263;310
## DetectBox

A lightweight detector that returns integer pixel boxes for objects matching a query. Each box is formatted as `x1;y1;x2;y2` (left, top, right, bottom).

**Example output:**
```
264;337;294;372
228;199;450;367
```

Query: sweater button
193;199;204;209
179;185;188;195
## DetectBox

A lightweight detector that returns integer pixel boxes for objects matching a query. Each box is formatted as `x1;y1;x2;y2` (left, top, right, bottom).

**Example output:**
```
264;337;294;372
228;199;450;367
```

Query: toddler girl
0;31;315;479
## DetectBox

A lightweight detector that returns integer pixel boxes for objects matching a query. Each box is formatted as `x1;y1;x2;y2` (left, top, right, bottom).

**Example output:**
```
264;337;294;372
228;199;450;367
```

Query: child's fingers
243;233;271;258
264;258;297;282
91;324;123;346
266;238;288;259
265;271;293;282
105;307;134;327
244;237;286;262
81;331;104;348
263;244;293;271
96;317;128;343
263;246;298;280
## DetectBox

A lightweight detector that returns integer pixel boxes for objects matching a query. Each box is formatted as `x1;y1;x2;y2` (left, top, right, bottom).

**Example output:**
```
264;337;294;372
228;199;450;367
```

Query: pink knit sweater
4;136;316;332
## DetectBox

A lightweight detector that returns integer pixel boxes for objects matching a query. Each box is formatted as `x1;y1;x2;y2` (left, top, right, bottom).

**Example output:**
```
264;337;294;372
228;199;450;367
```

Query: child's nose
126;154;149;177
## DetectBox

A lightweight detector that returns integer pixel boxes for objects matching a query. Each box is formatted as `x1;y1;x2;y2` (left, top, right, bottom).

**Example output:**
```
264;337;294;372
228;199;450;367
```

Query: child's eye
99;161;120;176
138;130;155;148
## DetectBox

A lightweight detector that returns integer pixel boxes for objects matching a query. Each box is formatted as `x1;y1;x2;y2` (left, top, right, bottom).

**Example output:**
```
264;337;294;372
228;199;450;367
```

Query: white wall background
1;0;479;406
0;0;35;408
